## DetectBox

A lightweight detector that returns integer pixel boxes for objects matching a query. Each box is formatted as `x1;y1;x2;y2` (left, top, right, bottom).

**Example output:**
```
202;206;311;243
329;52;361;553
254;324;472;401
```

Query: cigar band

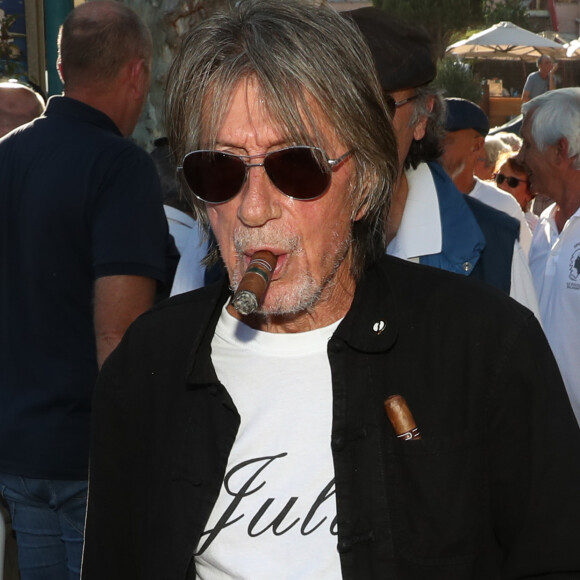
245;264;273;284
396;427;421;440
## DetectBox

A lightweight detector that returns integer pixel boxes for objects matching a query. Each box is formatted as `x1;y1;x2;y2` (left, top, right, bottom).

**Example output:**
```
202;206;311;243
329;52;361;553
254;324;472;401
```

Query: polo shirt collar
44;95;122;136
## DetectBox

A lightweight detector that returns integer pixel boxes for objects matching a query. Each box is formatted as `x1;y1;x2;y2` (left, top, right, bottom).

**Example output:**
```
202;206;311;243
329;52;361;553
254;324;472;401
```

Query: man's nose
236;165;282;227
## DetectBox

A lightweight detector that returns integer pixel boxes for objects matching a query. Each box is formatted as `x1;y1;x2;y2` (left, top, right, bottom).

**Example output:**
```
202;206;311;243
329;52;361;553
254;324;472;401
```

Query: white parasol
446;21;565;61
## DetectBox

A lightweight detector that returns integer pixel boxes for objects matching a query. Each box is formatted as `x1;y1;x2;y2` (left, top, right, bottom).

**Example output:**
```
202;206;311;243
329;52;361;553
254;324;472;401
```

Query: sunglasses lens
264;147;331;200
182;151;246;203
496;173;506;185
507;177;520;188
385;95;396;117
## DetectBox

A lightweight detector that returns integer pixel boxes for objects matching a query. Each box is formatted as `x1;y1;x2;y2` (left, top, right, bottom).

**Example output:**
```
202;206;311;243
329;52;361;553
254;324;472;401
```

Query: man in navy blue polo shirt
0;2;176;578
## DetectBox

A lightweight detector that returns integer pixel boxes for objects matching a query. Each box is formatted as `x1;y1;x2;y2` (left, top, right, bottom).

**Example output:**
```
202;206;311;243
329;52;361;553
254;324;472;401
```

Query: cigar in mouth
384;394;421;440
231;250;278;315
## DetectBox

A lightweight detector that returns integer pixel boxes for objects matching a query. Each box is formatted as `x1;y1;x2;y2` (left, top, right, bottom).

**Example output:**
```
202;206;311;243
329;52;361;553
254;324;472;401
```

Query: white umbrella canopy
446;21;565;61
564;38;580;58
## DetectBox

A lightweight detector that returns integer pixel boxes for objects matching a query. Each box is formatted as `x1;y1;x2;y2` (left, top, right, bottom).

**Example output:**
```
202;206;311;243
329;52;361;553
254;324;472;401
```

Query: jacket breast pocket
382;430;489;566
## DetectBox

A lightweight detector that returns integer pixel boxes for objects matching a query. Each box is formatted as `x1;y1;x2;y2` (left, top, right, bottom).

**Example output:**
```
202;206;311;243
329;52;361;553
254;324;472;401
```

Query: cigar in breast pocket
231;250;278;315
384;394;421;440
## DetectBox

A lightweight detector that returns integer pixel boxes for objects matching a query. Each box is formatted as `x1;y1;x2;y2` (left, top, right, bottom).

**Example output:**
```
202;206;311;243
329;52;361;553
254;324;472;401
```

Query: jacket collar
184;256;400;368
185;280;231;386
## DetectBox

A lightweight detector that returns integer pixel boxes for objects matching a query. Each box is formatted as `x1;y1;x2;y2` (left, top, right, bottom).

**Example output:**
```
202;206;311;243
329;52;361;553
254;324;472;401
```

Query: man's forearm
94;275;157;368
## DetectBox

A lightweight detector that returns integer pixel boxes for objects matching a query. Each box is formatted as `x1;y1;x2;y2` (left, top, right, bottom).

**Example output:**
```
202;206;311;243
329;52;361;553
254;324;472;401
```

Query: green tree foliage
483;0;529;27
372;0;485;57
433;58;483;103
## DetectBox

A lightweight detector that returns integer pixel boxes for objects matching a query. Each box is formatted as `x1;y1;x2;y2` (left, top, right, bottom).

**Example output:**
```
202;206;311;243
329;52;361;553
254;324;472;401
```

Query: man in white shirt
517;87;580;424
440;98;533;256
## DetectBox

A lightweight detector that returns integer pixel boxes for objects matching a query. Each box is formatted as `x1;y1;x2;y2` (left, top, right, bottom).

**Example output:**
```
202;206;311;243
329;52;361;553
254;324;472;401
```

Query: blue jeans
0;474;87;580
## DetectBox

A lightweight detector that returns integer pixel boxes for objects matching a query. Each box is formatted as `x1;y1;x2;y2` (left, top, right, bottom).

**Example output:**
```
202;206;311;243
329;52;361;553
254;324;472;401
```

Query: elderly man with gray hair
82;2;580;579
518;87;580;425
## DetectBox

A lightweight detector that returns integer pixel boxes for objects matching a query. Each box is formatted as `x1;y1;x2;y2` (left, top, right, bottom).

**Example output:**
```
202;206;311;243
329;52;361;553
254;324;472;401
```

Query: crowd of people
1;1;580;579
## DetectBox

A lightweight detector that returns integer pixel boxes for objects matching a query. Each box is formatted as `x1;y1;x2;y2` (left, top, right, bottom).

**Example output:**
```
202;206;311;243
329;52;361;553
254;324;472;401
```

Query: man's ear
473;134;485;154
412;96;435;142
556;137;571;165
57;57;65;84
127;58;148;100
413;115;428;141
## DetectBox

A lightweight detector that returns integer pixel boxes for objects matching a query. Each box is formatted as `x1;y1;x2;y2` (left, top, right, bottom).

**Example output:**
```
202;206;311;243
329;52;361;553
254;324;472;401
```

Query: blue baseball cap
445;98;489;136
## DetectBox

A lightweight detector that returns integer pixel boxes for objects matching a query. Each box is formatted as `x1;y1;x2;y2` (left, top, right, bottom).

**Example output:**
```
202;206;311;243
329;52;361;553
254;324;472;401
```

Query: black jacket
82;255;580;579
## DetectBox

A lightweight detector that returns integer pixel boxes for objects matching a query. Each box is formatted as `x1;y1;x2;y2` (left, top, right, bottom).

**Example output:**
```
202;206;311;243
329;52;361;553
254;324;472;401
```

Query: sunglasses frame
385;94;420;117
495;173;528;188
178;146;353;205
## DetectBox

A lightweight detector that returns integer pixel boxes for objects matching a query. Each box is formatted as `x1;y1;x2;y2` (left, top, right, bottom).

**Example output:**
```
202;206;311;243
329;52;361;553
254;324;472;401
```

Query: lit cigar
231;250;278;315
384;395;421;440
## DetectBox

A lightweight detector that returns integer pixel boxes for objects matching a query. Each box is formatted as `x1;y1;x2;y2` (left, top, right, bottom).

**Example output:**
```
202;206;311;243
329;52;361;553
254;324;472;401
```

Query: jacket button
462;261;473;272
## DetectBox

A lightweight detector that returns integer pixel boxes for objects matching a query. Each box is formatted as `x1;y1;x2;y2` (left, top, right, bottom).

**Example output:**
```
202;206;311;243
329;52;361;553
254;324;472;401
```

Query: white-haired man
517;87;580;424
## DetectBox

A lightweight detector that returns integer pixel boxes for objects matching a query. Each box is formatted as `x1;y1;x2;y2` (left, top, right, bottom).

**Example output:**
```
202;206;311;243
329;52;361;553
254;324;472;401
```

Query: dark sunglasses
495;173;528;188
385;94;419;117
178;146;352;204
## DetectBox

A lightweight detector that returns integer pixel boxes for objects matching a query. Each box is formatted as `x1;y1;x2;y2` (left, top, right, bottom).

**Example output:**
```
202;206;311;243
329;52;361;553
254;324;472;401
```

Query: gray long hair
165;0;397;279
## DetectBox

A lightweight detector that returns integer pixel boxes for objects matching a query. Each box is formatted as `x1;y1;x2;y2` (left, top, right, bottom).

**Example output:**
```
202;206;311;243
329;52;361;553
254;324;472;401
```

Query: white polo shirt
529;203;580;424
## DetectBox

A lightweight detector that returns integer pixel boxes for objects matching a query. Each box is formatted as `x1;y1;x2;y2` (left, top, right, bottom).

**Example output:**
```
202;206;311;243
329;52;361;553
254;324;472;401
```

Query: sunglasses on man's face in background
495;173;528;188
178;146;352;204
384;94;419;117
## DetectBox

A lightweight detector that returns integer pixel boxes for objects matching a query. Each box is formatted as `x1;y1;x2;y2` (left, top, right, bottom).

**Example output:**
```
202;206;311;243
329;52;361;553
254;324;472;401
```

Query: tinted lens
182;151;246;203
384;95;396;117
496;173;523;188
264;147;331;200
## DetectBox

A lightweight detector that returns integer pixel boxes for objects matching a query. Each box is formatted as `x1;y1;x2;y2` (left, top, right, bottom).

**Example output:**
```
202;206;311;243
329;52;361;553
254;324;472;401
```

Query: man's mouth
242;249;288;279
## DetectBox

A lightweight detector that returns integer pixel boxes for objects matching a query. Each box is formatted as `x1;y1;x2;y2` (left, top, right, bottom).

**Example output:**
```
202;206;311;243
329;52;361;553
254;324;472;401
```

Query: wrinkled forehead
199;75;337;151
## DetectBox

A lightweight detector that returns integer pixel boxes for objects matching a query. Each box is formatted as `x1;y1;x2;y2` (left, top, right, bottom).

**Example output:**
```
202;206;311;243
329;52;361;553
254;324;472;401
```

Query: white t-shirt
195;306;342;579
529;203;580;424
470;177;533;256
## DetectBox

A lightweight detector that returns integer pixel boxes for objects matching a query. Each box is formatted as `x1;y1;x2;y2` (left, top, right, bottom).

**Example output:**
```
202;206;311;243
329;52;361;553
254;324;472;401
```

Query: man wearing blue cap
441;97;533;256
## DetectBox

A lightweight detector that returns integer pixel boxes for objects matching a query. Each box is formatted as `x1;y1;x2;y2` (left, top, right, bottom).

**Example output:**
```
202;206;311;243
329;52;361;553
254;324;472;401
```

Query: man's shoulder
464;193;520;233
377;254;504;299
471;180;523;217
373;254;531;321
524;71;540;84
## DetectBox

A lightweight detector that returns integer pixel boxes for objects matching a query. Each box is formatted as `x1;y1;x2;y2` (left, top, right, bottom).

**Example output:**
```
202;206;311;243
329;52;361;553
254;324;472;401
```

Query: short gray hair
522;87;580;170
58;1;152;90
165;0;397;279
